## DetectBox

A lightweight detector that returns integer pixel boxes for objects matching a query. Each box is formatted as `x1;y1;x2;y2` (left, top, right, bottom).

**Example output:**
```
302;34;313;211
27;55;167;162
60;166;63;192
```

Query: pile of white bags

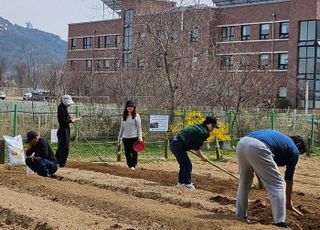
3;135;25;165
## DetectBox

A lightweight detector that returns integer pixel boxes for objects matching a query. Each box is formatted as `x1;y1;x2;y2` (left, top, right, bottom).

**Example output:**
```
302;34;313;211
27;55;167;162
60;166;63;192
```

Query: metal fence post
0;138;5;164
228;111;233;136
311;114;315;146
182;109;186;129
306;137;312;157
74;105;80;142
164;139;169;159
13;104;18;136
271;112;275;130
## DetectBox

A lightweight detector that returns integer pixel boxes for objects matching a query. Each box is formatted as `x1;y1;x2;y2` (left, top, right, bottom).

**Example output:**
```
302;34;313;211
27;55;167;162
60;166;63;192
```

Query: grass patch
310;144;320;157
21;137;236;163
48;140;237;163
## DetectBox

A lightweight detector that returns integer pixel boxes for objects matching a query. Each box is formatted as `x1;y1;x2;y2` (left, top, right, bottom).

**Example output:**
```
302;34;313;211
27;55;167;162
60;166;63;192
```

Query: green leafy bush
274;98;291;109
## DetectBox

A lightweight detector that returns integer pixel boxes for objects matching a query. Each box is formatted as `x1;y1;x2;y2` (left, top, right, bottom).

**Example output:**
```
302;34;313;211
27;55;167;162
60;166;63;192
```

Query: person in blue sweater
236;129;306;228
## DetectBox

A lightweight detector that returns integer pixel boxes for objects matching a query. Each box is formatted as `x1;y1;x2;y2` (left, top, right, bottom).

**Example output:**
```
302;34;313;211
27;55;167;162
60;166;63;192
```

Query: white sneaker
176;183;184;188
184;183;196;190
130;167;135;170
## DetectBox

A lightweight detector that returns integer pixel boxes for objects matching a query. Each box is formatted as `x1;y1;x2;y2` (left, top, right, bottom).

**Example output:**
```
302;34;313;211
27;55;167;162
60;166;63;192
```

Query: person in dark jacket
55;95;80;167
170;116;219;189
236;129;306;228
25;130;58;177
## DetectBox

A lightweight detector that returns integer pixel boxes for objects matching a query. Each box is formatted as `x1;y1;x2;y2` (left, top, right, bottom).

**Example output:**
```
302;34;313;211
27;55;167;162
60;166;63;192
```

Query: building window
70;39;77;50
156;54;164;68
241;25;251;41
300;20;316;41
240;55;251;69
171;30;180;41
69;60;76;69
138;32;146;45
104;59;111;70
222;26;235;41
83;37;92;49
85;60;92;70
123;52;132;68
124;27;133;50
124;9;134;24
259;54;269;69
278;87;287;98
279;53;288;69
96;59;103;70
191;27;200;42
298;46;315;74
137;57;145;70
123;9;133;70
192;55;198;64
260;24;270;39
115;35;120;47
114;59;119;71
220;55;233;70
97;36;104;48
105;36;112;48
156;30;165;41
280;22;289;39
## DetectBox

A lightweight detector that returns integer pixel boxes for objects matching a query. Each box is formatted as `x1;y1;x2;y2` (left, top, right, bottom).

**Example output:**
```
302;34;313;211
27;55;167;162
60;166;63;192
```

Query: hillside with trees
0;17;66;72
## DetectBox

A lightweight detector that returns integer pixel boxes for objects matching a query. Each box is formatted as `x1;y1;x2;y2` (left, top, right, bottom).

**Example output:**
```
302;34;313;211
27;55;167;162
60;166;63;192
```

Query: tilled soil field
0;156;319;230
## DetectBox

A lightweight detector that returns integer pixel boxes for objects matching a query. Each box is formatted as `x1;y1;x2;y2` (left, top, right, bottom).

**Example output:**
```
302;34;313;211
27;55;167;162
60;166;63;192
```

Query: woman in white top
118;100;143;170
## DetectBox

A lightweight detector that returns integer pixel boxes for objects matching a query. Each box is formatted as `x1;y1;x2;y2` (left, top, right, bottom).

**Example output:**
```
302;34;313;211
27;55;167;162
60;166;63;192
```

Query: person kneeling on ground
25;130;59;177
170;116;219;190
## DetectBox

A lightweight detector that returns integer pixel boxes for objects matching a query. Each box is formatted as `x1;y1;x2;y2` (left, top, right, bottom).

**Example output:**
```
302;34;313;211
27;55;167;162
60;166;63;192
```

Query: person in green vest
170;116;219;190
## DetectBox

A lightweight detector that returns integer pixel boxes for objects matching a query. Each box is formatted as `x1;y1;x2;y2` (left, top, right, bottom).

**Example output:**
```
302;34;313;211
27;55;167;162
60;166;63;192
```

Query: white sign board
149;115;169;132
50;129;58;143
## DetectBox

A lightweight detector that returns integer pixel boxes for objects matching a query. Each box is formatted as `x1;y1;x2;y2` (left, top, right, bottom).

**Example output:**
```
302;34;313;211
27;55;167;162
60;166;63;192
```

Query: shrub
170;111;230;141
274;98;291;109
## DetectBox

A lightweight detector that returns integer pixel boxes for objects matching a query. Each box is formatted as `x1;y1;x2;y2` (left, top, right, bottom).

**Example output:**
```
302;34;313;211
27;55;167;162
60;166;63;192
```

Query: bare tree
14;61;29;88
41;62;66;98
130;4;217;123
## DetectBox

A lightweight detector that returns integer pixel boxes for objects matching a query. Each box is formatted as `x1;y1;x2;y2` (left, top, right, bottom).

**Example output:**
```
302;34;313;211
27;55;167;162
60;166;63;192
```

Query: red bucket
133;140;145;152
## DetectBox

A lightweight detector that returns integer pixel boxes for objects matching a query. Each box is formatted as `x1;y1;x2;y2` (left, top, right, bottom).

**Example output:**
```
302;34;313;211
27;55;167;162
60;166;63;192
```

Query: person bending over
25;130;59;177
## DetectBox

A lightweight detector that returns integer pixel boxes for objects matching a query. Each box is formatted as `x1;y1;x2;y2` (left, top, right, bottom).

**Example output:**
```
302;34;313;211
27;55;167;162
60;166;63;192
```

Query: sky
0;0;212;41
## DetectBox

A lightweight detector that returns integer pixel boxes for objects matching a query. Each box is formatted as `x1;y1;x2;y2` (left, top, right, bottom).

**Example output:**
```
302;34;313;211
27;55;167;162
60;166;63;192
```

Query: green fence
0;102;319;159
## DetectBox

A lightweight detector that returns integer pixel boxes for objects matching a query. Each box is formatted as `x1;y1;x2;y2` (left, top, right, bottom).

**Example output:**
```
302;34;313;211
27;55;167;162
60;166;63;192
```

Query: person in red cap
118;100;143;170
55;95;80;167
170;116;219;189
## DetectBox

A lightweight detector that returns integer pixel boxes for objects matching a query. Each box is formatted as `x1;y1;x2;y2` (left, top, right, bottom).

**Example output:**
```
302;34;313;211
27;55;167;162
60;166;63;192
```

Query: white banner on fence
51;129;58;143
149;115;169;132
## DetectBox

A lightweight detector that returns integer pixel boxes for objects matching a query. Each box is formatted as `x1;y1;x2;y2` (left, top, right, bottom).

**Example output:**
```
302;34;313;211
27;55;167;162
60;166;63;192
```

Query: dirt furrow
0;207;52;230
66;162;320;230
0;168;273;230
0;185;136;230
1;160;319;230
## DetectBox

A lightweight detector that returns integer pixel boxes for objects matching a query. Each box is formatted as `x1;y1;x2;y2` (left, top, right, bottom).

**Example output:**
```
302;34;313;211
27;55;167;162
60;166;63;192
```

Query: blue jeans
26;157;58;177
170;137;192;184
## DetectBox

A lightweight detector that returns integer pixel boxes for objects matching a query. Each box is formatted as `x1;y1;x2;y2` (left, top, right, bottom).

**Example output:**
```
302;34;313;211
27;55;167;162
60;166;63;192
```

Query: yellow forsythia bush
170;111;231;141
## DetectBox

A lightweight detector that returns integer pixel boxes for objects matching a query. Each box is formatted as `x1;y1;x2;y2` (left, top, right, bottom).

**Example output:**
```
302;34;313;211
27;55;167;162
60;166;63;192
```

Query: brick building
67;0;320;109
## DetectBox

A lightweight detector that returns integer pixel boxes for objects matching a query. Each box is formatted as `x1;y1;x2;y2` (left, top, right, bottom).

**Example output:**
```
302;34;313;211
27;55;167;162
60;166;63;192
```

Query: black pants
26;157;58;177
56;127;70;167
123;137;138;168
170;137;192;184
